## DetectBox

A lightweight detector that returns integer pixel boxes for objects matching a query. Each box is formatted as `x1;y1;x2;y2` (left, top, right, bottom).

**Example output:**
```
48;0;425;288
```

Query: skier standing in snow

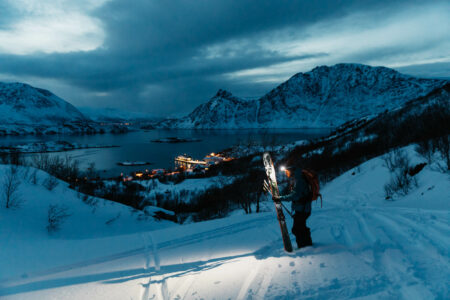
265;165;313;248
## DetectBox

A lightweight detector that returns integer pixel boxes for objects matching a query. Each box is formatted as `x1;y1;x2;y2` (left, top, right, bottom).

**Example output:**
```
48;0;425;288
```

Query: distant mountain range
79;107;159;123
1;63;448;135
0;82;126;135
158;63;448;129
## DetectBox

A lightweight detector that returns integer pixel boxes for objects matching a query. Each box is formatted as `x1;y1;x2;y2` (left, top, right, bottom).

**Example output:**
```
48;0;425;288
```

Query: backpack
301;169;322;207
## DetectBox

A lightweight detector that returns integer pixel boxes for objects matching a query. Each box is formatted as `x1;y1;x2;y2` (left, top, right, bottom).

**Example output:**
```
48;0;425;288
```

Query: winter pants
292;211;312;248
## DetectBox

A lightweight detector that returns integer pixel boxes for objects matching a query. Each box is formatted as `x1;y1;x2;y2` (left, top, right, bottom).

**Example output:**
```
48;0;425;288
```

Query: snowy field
0;146;449;299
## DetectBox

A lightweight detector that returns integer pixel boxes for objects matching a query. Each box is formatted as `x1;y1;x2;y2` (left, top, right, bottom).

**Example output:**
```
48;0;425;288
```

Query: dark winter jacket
279;169;312;213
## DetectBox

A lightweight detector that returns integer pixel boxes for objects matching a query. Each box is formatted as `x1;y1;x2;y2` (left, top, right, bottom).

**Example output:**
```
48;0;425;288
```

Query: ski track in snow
0;215;273;292
171;275;195;300
235;260;261;300
142;205;447;300
140;233;153;300
2;204;448;299
318;206;448;299
362;211;440;299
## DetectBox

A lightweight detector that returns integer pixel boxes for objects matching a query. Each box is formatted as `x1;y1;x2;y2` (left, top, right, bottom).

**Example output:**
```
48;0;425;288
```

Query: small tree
2;165;21;208
43;174;59;191
47;204;71;233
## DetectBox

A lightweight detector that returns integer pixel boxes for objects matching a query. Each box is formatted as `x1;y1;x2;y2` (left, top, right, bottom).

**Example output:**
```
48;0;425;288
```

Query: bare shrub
31;154;80;182
31;154;51;171
29;169;39;185
43;175;59;191
384;169;418;200
383;150;418;200
416;140;434;164
416;136;449;172
1;165;22;208
383;149;410;172
434;135;450;171
47;204;71;233
82;194;99;212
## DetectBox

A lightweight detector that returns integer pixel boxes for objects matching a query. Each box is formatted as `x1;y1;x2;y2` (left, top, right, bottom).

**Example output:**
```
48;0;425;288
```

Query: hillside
0;82;128;135
0;146;448;299
0;165;175;281
159;64;447;129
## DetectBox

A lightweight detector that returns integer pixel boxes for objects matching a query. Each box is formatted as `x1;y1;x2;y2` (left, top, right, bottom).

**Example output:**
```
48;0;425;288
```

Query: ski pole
280;201;293;218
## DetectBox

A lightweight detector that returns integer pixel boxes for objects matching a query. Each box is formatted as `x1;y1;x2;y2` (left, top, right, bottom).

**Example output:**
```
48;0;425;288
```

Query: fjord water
0;129;330;177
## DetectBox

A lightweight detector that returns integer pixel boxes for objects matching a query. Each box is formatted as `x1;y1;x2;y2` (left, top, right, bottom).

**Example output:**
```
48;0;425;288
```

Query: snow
0;165;176;281
0;145;449;299
159;64;448;129
0;141;118;154
138;176;236;204
0;82;86;126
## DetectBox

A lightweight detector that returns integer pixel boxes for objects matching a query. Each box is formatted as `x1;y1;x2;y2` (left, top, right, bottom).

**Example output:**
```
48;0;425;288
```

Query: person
266;165;313;248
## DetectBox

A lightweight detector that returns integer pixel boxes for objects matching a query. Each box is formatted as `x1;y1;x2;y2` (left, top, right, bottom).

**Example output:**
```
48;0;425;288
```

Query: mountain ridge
0;82;126;135
158;63;448;129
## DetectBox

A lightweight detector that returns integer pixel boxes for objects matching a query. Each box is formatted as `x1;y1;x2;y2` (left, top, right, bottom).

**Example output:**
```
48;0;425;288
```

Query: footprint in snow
320;263;326;268
214;281;221;284
289;261;295;267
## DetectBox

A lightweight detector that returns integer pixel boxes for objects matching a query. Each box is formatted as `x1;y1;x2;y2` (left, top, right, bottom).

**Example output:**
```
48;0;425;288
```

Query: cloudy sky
0;0;449;116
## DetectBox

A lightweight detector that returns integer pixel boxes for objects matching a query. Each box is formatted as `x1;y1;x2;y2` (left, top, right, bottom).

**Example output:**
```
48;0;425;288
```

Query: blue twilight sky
0;0;449;116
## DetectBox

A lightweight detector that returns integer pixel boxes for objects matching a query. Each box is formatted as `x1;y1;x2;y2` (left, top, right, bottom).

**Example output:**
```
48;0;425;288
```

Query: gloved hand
263;179;271;195
263;180;281;200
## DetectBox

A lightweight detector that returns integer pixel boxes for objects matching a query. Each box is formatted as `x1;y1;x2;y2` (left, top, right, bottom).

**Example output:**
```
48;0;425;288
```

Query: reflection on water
0;129;331;177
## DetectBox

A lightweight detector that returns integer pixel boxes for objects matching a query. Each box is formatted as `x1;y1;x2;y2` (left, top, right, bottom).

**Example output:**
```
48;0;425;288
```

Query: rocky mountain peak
214;89;234;99
158;64;448;129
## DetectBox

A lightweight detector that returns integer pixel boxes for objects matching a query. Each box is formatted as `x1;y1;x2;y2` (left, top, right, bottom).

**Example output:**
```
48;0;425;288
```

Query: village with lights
121;152;235;181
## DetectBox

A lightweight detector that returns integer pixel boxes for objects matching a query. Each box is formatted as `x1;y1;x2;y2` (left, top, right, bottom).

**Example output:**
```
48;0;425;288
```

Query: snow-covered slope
0;82;99;135
1;146;448;299
159;64;448;129
0;165;175;281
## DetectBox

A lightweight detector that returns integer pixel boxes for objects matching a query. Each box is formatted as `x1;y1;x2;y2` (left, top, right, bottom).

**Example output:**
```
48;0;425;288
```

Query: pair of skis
262;152;293;253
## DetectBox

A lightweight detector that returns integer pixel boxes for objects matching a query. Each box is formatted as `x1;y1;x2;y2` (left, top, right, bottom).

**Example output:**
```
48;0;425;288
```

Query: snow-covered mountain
0;82;87;123
159;64;448;129
172;89;255;128
0;82;126;135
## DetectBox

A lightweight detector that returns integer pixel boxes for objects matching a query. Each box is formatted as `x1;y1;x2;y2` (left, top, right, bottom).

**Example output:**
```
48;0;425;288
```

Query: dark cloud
0;0;447;116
